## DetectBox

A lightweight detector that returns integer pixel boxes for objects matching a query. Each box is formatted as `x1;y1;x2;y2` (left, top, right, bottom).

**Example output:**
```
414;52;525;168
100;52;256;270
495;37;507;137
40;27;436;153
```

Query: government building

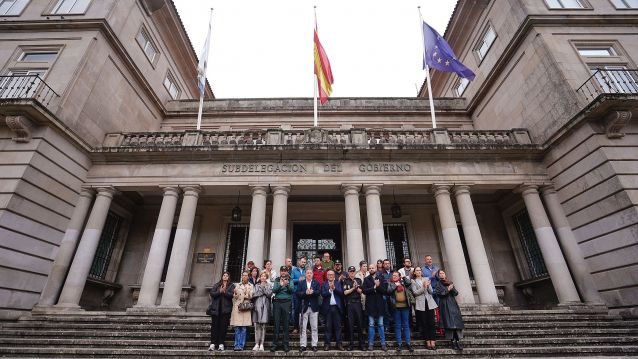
0;0;637;357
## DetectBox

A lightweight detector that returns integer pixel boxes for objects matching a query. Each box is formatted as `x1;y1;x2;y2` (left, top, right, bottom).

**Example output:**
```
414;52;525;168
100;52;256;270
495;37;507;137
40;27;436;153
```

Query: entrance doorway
293;223;342;270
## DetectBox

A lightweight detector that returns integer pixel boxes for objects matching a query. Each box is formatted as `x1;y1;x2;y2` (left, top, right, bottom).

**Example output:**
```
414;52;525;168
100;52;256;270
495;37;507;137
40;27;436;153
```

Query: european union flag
422;21;475;80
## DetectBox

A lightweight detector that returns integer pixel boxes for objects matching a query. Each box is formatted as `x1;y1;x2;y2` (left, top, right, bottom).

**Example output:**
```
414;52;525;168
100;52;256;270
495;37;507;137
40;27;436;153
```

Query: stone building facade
0;0;636;321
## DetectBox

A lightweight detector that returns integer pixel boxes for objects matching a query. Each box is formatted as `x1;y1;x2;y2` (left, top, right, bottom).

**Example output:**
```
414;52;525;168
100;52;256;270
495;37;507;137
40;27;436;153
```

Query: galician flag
314;25;333;104
197;13;212;94
422;21;475;80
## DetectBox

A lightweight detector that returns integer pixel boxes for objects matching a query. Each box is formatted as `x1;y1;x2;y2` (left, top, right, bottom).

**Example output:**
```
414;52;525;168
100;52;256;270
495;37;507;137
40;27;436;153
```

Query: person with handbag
434;269;465;351
270;266;294;352
411;266;438;350
386;271;414;352
208;271;235;351
252;270;272;351
230;270;254;351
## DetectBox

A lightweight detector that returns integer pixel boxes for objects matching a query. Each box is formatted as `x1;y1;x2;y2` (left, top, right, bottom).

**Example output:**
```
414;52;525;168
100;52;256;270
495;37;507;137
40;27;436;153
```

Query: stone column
269;185;290;270
541;185;603;304
454;185;500;304
432;184;474;304
37;188;95;307
245;185;268;267
160;186;201;308
55;187;117;309
135;186;180;308
519;184;581;304
342;184;365;268
364;185;387;263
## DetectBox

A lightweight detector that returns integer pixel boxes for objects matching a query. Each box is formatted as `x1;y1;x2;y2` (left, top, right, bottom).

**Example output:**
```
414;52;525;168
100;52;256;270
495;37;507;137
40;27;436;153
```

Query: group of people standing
207;253;465;352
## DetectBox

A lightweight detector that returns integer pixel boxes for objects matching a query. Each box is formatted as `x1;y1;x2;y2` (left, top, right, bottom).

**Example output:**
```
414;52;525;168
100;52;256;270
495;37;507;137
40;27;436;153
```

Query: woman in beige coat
230;270;254;351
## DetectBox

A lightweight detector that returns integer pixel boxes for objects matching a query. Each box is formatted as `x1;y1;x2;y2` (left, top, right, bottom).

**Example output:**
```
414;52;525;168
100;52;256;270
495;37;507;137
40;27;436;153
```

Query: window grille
293;224;341;271
89;212;123;280
223;223;249;283
512;209;548;279
383;223;410;270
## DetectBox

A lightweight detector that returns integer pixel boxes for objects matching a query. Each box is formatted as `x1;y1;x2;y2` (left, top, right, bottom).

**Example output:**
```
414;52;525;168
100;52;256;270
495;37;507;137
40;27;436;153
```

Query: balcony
577;69;638;102
0;75;59;109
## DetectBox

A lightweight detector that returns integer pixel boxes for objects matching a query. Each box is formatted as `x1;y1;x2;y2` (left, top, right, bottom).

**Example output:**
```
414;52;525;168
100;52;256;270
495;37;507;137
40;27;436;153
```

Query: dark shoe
284;346;290;353
360;344;367;351
456;341;463;351
368;345;374;351
381;344;388;352
337;344;345;351
407;344;414;352
347;345;353;351
451;340;459;350
311;346;318;352
396;344;402;353
233;347;241;351
324;344;330;351
270;346;277;352
299;346;306;353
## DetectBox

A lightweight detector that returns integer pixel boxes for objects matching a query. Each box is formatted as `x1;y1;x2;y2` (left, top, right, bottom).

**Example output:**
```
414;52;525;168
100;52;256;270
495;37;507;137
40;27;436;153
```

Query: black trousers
272;299;291;348
346;302;365;346
325;305;342;345
210;313;230;346
415;309;436;340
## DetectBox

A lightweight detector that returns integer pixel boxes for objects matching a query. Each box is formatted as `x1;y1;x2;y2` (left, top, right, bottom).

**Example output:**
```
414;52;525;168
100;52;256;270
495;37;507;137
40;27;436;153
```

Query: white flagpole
418;6;437;128
313;6;318;128
197;8;213;131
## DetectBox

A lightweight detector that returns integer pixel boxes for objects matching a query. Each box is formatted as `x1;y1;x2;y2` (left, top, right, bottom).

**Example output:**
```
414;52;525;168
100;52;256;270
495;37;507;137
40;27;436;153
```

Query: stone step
1;336;635;349
1;345;637;358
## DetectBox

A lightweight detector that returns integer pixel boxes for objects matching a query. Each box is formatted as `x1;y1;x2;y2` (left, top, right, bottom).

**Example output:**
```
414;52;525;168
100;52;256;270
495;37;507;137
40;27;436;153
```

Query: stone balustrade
100;127;534;151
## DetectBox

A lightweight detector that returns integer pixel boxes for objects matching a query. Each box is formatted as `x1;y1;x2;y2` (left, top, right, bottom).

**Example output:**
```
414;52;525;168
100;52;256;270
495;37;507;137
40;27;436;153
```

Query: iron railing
0;74;59;107
577;68;638;102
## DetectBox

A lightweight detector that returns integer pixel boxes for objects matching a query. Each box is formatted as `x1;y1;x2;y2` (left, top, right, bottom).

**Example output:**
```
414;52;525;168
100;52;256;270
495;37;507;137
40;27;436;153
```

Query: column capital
249;184;268;196
432;184;453;197
180;185;202;197
540;184;557;195
516;183;540;196
271;184;291;196
453;184;473;196
159;186;180;197
79;187;96;198
341;184;361;196
95;186;117;198
363;184;383;196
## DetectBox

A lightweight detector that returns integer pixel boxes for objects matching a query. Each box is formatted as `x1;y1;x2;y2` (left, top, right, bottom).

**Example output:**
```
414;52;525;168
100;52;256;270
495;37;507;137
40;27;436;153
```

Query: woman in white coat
410;266;438;350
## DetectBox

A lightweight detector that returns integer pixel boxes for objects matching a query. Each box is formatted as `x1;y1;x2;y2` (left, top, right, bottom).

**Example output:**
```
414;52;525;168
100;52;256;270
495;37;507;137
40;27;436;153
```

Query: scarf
392;277;404;292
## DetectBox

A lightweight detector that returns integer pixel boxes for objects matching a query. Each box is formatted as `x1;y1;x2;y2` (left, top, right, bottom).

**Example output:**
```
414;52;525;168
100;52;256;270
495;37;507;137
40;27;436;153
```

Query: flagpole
197;8;213;131
313;6;318;128
418;6;437;129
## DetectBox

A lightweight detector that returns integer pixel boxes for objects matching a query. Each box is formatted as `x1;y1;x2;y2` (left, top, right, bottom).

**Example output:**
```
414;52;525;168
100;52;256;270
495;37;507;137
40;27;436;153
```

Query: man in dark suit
296;268;321;352
321;269;344;351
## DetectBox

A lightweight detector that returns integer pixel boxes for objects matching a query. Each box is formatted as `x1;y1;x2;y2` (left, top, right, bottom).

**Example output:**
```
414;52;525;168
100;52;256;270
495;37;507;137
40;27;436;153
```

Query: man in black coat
363;265;388;352
342;265;366;351
321;269;344;351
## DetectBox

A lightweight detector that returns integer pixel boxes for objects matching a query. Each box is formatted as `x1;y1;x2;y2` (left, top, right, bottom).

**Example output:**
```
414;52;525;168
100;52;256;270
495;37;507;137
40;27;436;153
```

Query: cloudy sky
174;0;458;98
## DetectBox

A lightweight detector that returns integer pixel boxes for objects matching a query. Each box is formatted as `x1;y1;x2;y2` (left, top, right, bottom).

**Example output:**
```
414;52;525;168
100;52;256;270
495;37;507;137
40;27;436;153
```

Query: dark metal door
293;223;342;271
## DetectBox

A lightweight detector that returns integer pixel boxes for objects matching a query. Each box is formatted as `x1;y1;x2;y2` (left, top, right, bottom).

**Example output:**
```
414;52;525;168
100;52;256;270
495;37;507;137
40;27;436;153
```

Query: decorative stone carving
303;127;327;144
601;110;632;139
5;115;34;143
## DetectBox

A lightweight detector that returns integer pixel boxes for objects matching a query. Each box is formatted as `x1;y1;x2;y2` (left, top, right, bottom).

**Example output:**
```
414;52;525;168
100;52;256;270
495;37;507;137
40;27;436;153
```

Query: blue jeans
367;315;386;346
234;326;247;349
393;307;411;346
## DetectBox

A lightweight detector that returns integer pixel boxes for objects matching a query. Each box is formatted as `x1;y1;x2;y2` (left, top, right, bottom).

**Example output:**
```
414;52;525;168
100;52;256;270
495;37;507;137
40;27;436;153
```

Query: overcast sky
173;0;458;98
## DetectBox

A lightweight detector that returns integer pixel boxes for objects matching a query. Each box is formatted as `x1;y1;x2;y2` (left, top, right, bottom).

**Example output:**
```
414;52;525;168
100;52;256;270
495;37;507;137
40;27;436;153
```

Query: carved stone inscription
220;162;412;175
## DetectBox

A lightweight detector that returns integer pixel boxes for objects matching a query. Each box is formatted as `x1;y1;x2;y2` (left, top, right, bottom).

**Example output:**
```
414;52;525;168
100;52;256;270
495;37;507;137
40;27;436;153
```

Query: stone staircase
0;307;637;358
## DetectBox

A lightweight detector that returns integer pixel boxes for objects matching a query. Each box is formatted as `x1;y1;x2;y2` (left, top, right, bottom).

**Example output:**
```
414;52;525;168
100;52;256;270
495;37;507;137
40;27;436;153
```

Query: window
383;223;411;271
512;209;547;279
89;212;123;280
476;26;496;61
578;47;616;57
136;28;159;64
19;51;58;62
610;0;638;8
223;224;249;282
545;0;585;8
163;73;180;100
455;77;469;96
0;0;29;15
51;0;90;14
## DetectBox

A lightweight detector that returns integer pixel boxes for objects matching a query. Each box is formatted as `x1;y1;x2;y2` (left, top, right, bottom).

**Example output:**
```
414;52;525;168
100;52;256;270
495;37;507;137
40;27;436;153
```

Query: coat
296;279;321;313
434;281;464;330
252;281;272;324
209;281;235;316
321;279;344;314
362;273;387;317
387;277;413;310
410;277;438;311
230;282;254;327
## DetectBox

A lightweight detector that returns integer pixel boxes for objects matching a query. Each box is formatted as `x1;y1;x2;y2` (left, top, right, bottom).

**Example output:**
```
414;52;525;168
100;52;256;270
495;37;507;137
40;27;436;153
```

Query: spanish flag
314;26;333;105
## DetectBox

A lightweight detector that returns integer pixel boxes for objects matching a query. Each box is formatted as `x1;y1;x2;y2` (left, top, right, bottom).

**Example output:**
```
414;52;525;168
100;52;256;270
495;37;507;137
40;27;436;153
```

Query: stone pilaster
269;185;290;270
364;185;387;263
245;185;268;267
342;184;365;268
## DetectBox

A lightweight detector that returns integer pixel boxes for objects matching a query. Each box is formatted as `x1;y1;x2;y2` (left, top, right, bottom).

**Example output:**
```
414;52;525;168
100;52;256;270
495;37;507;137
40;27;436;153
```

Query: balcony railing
577;68;638;102
0;75;59;108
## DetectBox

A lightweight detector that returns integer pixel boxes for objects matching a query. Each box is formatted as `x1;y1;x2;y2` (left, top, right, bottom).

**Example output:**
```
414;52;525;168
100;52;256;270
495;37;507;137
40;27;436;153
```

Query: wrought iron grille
576;68;638;102
293;224;342;270
89;212;123;280
223;224;249;283
383;223;411;270
0;74;59;107
512;209;548;279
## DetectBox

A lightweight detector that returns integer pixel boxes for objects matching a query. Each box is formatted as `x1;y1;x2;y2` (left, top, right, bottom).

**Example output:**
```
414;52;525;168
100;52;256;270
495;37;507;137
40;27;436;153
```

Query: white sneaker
259;344;264;351
208;344;215;351
218;344;224;351
252;344;259;351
